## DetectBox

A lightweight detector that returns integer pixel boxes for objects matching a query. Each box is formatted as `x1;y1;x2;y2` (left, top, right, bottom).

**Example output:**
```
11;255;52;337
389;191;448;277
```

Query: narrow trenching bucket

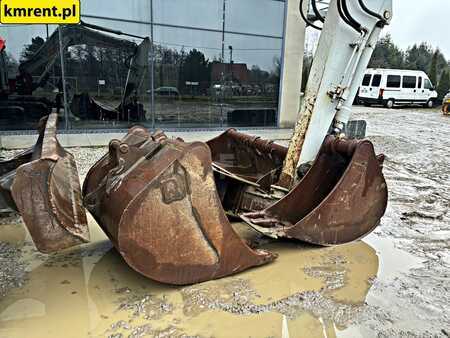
82;126;275;285
208;130;388;246
5;114;89;253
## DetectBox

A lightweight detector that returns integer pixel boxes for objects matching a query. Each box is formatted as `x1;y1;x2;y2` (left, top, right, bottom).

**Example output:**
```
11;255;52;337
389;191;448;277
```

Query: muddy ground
351;106;450;337
0;106;449;338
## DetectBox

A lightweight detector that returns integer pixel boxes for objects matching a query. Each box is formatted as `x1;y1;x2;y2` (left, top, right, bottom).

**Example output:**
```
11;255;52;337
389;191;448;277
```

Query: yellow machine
443;92;450;116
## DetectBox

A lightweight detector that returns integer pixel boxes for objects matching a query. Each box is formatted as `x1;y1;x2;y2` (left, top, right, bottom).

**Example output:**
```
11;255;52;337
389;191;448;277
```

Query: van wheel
385;99;395;109
425;99;434;108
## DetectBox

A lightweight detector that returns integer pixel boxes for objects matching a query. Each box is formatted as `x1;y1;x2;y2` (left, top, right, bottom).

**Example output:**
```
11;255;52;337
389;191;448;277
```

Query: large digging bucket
82;126;275;285
7;114;89;253
240;136;388;245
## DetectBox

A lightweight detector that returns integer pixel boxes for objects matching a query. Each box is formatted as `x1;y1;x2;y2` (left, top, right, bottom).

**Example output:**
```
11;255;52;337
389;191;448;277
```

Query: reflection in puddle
1;219;380;338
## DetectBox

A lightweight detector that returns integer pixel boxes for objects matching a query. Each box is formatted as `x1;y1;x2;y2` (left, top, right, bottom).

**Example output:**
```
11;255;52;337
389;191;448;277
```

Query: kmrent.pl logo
0;0;80;24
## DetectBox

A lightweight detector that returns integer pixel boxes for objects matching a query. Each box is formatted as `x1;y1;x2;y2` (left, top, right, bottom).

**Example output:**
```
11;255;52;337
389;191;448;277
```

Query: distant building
211;63;250;85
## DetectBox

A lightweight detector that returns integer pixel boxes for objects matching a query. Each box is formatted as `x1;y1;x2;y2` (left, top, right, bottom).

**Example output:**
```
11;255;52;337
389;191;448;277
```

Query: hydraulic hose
337;0;355;32
339;0;364;33
299;0;322;30
311;0;325;23
357;0;388;26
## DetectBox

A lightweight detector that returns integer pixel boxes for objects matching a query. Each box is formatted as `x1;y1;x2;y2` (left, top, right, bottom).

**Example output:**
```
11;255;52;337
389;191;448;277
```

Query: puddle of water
364;234;424;280
0;218;380;338
335;234;426;338
0;224;27;245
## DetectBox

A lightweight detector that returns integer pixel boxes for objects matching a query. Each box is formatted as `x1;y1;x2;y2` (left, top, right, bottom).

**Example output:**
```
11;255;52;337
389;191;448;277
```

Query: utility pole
221;0;226;63
150;0;155;130
220;0;226;127
229;45;233;82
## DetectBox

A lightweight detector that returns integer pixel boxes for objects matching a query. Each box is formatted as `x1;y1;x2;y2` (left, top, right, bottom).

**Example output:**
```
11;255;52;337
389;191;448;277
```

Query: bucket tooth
83;127;275;285
240;136;388;245
8;114;89;253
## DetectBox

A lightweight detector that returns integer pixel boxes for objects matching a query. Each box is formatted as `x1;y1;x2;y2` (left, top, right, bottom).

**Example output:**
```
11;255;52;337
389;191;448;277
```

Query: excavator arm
18;22;149;107
19;23;138;80
278;0;392;188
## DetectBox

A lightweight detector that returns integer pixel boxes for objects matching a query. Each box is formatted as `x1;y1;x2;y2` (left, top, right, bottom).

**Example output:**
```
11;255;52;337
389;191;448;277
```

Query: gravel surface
349;107;450;337
181;279;363;326
70;147;108;176
0;242;27;298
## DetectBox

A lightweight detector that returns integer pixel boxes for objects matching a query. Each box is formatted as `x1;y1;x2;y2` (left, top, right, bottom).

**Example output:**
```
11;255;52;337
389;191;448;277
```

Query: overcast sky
0;0;449;72
385;0;450;57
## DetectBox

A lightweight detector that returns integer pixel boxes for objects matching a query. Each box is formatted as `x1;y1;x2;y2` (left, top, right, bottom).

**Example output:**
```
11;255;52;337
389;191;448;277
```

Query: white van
358;69;438;108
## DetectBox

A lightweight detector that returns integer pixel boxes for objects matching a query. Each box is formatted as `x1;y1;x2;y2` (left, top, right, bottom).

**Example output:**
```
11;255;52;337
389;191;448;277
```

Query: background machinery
0;21;150;126
443;91;450;115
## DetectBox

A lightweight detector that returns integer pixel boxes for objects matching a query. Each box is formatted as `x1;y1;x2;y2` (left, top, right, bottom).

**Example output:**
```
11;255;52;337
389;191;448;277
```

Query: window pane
362;74;371;86
387;75;401;88
153;0;222;30
153;26;222;128
424;79;432;90
371;74;382;87
226;0;285;37
418;77;422;89
402;76;416;89
81;0;151;22
223;33;282;127
150;25;283;128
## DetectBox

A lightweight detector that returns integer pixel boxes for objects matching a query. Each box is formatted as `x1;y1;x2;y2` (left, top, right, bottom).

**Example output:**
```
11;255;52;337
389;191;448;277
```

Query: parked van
358;69;438;108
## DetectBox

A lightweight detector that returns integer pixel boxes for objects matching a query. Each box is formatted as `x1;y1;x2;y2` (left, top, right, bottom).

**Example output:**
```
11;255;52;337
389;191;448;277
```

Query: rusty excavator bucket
0;113;89;253
82;126;275;285
207;129;388;246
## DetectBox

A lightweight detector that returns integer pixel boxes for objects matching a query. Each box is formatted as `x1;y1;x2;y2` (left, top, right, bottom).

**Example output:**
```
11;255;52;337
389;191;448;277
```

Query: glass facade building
0;0;286;131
